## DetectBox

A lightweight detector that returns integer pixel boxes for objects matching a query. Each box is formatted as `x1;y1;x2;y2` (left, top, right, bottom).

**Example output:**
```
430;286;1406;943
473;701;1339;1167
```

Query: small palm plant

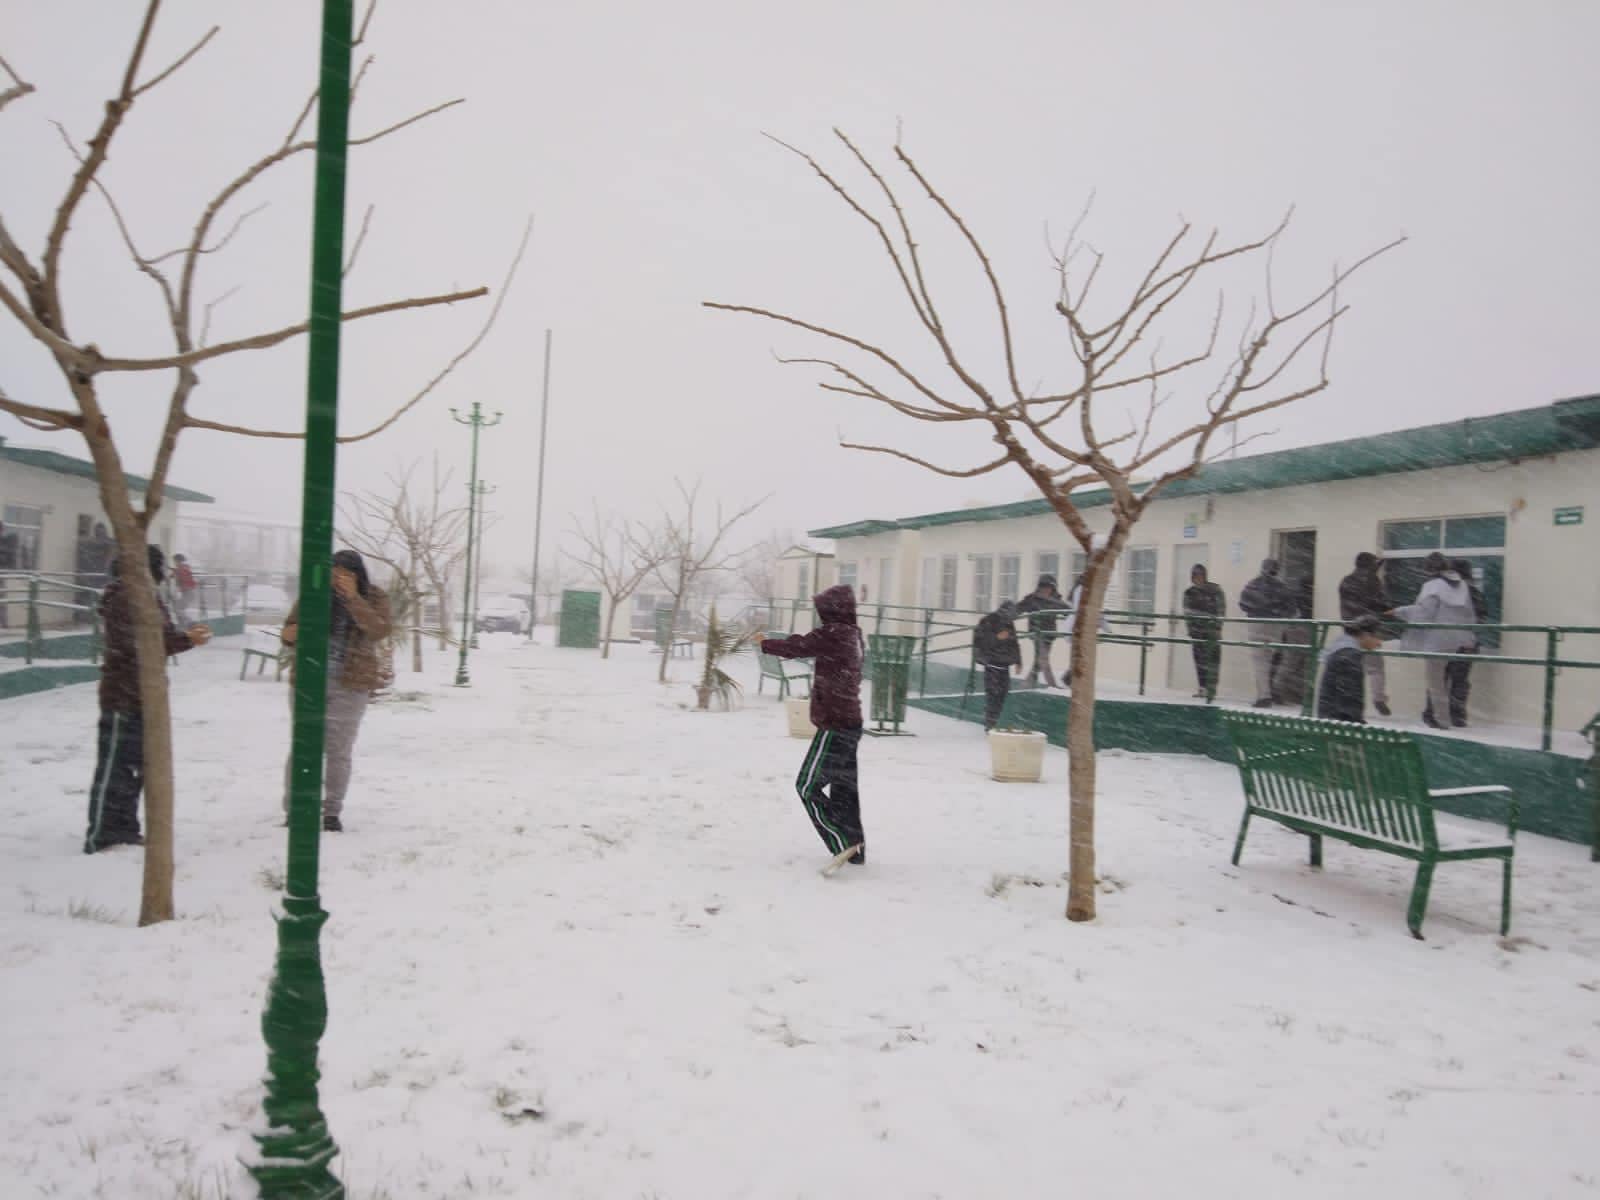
695;603;761;710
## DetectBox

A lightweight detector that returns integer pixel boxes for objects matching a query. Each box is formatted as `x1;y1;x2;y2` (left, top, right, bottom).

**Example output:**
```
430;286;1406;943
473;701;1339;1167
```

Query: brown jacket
98;579;197;711
282;587;392;693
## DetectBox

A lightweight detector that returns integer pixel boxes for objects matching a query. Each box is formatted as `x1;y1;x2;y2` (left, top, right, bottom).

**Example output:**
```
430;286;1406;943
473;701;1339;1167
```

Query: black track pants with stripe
85;709;145;853
794;727;864;858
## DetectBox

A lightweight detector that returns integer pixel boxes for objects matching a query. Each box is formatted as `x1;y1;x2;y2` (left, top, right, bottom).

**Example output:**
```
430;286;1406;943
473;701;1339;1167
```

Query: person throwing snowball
755;584;866;873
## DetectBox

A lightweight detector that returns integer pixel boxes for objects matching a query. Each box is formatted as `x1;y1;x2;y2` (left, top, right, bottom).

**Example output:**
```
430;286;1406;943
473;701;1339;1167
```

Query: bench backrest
1220;712;1439;851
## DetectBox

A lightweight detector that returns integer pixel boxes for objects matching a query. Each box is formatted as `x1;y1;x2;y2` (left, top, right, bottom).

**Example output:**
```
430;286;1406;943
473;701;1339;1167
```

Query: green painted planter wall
909;689;1595;847
0;664;100;700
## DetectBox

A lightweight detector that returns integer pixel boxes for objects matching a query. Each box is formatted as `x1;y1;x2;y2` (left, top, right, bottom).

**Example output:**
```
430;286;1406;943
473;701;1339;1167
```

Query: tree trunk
657;593;684;683
79;420;180;926
411;621;423;673
601;595;618;659
1062;529;1129;924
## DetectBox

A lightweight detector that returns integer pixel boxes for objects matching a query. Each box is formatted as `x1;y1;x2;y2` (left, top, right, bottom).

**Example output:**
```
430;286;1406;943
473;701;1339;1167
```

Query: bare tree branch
838;440;1011;479
90;286;487;374
0;53;35;112
41;0;162;328
0;383;81;430
131;24;219;97
343;204;376;279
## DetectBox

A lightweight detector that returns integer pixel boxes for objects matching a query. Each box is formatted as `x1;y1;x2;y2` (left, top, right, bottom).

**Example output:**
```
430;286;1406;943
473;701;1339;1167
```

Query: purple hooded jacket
758;584;864;731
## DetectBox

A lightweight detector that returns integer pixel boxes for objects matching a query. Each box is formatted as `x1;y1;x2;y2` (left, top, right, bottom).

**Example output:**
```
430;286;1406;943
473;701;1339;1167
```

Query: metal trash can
867;633;918;735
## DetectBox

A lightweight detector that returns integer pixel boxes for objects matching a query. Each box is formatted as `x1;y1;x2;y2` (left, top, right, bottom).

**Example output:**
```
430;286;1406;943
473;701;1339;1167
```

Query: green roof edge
0;443;215;504
808;395;1600;540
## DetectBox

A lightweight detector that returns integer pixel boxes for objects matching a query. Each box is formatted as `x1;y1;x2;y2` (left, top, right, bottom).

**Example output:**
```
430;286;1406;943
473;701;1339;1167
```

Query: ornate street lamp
450;402;500;685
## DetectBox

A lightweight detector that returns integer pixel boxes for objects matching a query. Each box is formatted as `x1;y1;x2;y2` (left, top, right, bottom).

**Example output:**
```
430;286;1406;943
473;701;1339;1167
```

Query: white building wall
823;446;1600;729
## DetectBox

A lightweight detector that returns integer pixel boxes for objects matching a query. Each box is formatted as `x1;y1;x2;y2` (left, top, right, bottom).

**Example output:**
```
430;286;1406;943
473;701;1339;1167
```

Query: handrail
759;596;1600;752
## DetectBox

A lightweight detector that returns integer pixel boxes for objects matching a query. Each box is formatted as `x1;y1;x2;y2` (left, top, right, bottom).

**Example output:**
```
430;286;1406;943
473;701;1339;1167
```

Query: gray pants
283;684;370;818
1248;624;1282;702
1363;651;1388;705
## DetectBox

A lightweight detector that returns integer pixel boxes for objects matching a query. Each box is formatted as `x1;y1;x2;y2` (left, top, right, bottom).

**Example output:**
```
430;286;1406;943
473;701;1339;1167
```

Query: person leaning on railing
1390;551;1479;731
1182;564;1226;701
1338;551;1394;717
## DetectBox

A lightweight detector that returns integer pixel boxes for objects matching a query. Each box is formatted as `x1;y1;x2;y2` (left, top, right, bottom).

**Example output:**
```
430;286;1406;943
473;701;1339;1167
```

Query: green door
557;589;602;649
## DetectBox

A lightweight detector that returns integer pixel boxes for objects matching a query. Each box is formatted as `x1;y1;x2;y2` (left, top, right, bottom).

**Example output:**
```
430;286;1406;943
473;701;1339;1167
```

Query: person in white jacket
1393;552;1478;730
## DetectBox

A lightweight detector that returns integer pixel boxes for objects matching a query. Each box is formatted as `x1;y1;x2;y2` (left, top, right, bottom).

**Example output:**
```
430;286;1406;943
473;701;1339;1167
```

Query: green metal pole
1137;620;1149;696
25;577;38;664
1541;629;1559;753
468;480;492;650
251;2;351;1195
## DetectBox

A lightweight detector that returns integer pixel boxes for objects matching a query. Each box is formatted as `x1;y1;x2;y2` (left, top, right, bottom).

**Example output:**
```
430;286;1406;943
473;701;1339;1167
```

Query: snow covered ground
1;633;1597;1199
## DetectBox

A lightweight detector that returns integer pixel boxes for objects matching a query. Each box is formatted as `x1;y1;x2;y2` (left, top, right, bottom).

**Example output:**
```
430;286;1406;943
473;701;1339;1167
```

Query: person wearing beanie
1182;564;1227;701
1316;614;1386;724
1238;557;1298;707
85;544;213;853
1015;574;1068;688
973;600;1024;731
1338;551;1394;717
280;549;392;831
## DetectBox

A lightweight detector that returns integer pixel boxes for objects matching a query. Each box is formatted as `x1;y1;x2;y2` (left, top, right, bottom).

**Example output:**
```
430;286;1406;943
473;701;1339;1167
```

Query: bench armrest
1429;786;1519;839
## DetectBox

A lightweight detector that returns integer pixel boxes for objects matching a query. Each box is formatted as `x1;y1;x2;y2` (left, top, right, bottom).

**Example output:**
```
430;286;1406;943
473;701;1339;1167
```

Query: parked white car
476;596;530;635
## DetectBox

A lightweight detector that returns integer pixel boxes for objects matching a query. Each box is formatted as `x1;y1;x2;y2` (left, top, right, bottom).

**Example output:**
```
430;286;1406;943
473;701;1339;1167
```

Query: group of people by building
966;552;1488;734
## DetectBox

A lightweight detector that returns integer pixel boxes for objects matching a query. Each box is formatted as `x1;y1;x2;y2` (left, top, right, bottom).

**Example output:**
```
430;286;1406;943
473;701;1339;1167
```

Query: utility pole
527;329;552;639
252;2;350;1195
450;402;501;685
469;480;494;648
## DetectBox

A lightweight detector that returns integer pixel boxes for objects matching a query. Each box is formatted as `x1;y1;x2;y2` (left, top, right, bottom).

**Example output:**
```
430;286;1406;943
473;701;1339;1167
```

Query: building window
939;556;958;610
997;553;1021;605
1069;550;1088;583
838;561;858;592
1036;551;1060;587
1380;515;1505;647
920;557;937;607
877;557;893;607
1125;547;1157;615
971;554;994;612
2;504;43;570
796;562;810;599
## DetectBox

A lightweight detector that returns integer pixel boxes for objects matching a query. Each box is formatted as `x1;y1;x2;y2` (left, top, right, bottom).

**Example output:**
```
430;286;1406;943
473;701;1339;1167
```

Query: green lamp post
251;1;352;1196
451;402;500;685
468;480;494;649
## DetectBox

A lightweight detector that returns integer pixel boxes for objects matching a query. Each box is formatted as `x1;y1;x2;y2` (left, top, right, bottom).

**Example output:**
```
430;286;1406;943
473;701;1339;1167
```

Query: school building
805;395;1600;738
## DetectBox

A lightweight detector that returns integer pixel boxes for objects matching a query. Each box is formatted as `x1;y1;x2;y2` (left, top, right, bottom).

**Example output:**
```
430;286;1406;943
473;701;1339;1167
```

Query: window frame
1124;545;1158;615
971;553;994;612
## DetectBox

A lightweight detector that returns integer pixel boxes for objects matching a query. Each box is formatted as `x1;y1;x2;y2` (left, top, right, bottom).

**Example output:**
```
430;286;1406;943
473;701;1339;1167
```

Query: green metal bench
1221;711;1517;939
757;635;810;700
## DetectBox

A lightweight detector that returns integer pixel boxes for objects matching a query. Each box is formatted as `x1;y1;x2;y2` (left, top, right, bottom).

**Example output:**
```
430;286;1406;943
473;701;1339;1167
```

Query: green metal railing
1;571;252;666
755;597;1600;753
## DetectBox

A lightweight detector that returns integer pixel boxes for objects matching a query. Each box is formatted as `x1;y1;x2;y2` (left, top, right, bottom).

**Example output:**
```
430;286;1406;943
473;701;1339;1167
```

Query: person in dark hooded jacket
973;601;1024;731
1238;558;1297;707
757;585;867;866
1015;575;1068;688
85;545;212;853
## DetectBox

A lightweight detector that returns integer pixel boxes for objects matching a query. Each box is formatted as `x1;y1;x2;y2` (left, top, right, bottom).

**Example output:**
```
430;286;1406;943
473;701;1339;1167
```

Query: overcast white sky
3;1;1596;576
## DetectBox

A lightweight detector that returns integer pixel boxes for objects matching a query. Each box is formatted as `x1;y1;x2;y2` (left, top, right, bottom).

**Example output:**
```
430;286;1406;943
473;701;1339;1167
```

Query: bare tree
0;6;520;925
735;529;792;603
706;131;1400;922
339;459;469;673
567;506;670;659
653;480;766;683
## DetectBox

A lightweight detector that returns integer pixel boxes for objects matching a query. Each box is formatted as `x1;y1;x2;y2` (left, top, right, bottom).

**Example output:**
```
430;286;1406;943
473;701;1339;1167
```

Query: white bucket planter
989;729;1046;782
785;696;816;739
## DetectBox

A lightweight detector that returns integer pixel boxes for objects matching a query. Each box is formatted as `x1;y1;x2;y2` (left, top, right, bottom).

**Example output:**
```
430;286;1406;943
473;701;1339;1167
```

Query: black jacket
974;608;1022;668
1239;573;1297;620
98;578;196;711
1338;569;1390;621
1316;637;1367;724
1182;582;1226;639
1015;589;1068;634
758;584;863;731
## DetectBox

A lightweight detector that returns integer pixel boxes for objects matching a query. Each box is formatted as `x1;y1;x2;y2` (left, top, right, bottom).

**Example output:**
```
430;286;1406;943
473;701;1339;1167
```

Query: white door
1166;543;1211;690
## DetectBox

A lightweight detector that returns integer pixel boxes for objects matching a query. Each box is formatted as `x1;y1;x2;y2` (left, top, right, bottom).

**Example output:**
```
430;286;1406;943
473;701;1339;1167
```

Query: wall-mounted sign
1183;524;1198;539
1554;506;1584;526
